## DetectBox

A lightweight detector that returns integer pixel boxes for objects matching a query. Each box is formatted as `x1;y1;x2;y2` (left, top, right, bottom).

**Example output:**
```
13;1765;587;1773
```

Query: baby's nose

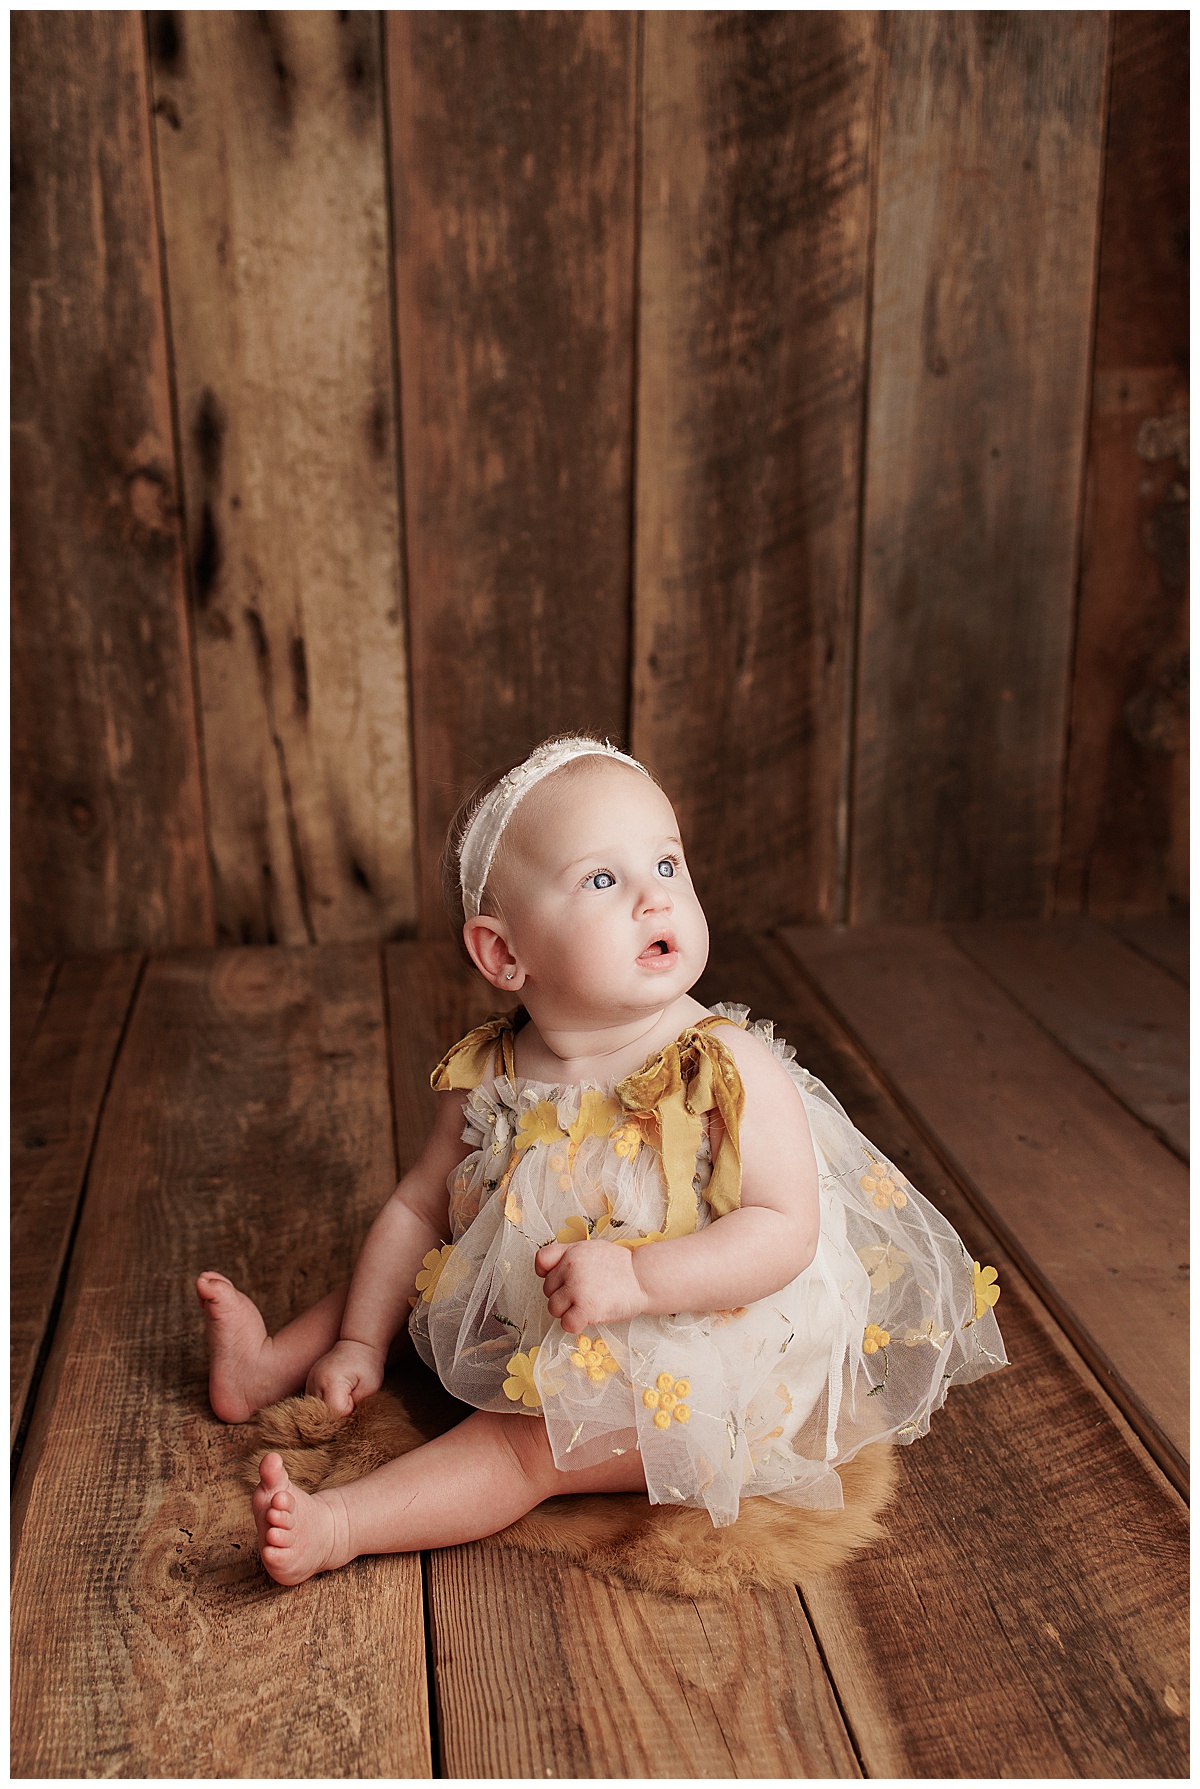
638;880;673;913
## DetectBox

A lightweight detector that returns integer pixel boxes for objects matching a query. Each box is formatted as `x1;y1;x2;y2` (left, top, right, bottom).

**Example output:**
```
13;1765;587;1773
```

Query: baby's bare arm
308;1093;470;1410
537;1029;819;1331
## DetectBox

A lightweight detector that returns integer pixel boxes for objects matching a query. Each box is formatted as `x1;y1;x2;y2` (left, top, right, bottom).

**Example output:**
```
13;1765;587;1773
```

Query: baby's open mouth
637;934;678;968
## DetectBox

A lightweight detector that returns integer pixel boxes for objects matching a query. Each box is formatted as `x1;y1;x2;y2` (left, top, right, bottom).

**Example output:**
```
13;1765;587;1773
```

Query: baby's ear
463;915;522;990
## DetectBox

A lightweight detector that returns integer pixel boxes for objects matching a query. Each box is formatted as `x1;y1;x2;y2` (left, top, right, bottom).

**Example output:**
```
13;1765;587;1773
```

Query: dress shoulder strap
615;1011;748;1237
430;1011;521;1092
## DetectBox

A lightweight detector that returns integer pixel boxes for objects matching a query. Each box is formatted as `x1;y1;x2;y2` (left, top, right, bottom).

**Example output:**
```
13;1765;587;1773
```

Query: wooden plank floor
783;922;1189;1490
948;916;1188;1159
11;957;57;1081
11;927;1189;1777
12;949;430;1777
717;934;1188;1776
1111;915;1190;984
11;953;142;1447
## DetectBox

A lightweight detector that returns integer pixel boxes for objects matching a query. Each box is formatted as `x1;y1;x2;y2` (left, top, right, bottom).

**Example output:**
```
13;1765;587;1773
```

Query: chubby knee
492;1411;648;1499
495;1411;558;1491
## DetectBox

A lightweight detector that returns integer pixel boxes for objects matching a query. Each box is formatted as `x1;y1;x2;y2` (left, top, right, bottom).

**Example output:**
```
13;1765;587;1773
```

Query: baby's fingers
534;1242;567;1277
538;1258;574;1299
309;1370;353;1415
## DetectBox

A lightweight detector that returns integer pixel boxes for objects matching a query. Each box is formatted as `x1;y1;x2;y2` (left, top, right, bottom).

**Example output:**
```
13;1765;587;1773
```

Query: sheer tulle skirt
409;1008;1006;1527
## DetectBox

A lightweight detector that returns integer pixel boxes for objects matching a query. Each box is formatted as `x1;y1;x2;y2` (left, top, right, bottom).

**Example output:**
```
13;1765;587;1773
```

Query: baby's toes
251;1479;275;1520
269;1498;295;1528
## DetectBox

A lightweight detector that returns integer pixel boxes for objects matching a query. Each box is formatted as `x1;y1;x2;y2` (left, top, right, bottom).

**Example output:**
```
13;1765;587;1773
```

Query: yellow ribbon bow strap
430;1013;519;1092
614;1016;746;1239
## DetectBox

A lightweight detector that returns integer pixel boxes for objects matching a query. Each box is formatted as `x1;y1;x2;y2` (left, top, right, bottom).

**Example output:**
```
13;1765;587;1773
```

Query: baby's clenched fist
305;1338;385;1415
534;1238;649;1331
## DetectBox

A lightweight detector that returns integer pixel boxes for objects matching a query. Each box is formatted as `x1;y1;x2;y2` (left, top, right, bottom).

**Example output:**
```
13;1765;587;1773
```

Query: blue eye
587;870;616;891
657;859;676;878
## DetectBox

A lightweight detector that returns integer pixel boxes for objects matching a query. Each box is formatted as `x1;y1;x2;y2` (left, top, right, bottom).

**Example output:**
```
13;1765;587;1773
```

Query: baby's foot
253;1452;351;1586
196;1271;271;1422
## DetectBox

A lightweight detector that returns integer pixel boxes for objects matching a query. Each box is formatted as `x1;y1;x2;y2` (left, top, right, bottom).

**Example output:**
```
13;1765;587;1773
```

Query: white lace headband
458;737;650;919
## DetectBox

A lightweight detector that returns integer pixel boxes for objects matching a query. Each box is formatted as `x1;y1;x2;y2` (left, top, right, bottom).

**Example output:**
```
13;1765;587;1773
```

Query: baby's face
492;759;709;1021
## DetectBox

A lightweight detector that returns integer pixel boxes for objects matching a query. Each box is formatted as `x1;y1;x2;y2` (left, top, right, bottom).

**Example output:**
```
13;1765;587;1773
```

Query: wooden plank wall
1057;12;1190;918
11;12;1188;961
851;13;1107;921
149;13;417;948
632;13;877;930
11;13;212;958
388;14;637;927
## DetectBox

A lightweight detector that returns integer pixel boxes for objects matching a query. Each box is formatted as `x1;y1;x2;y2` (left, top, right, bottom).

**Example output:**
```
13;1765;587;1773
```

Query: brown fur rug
247;1388;896;1599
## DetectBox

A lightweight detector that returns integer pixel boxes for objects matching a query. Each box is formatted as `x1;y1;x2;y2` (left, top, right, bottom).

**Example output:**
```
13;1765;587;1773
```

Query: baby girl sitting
198;735;1004;1584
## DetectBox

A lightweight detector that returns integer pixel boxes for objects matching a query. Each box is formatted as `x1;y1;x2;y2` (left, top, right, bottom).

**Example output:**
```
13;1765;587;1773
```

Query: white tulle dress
409;1005;1007;1527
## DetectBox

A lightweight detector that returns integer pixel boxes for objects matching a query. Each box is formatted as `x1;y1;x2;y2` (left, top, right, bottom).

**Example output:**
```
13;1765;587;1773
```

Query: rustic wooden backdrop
11;12;1189;961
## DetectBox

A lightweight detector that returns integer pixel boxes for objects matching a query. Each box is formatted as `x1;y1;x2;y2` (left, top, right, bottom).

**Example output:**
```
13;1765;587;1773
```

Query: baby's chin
543;969;693;1022
624;954;706;1008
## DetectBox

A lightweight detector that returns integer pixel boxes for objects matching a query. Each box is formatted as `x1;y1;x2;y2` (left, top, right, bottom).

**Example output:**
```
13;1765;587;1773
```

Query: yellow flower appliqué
570;1334;622;1383
765;1381;794;1440
610;1111;661;1160
615;1229;667;1251
591;1195;617;1238
513;1101;566;1154
555;1196;620;1245
567;1091;621;1165
971;1261;1001;1321
863;1323;891;1354
860;1157;909;1210
642;1371;692;1430
414;1243;455;1304
502;1346;543;1409
547;1148;573;1192
504;1188;524;1226
857;1242;910;1292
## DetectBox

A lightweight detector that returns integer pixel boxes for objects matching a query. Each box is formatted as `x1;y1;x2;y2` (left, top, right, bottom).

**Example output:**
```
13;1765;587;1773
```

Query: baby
198;736;1005;1584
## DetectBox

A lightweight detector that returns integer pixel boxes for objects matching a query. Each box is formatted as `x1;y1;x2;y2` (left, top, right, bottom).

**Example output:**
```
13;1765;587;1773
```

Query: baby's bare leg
254;1410;648;1585
196;1272;348;1422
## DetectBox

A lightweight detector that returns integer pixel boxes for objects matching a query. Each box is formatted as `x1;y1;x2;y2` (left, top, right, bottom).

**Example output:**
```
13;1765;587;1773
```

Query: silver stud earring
505;969;515;981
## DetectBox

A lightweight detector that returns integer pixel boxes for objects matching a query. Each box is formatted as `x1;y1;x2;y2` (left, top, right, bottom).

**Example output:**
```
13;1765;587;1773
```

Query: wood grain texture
11;953;142;1446
781;925;1188;1481
429;1543;858;1778
1113;914;1189;985
385;940;855;1778
632;13;878;928
149;12;417;947
11;959;57;1083
950;917;1188;1160
11;11;212;961
385;940;518;1172
11;947;430;1778
851;14;1108;921
802;1296;1189;1778
388;13;637;929
699;933;1189;1778
1058;12;1189;919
